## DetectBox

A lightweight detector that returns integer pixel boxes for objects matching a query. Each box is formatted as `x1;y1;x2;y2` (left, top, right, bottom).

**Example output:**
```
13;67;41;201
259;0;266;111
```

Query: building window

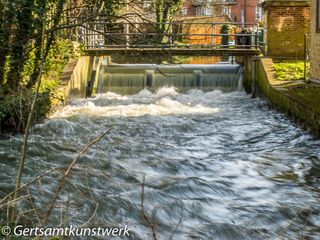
317;0;320;32
143;0;151;8
223;7;231;17
256;6;262;21
196;7;212;16
143;0;152;13
181;7;188;16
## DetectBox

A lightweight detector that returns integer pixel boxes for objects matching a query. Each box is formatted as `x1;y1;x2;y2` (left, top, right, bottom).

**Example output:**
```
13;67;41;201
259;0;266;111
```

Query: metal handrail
81;21;259;25
82;33;256;37
79;21;262;50
85;45;260;48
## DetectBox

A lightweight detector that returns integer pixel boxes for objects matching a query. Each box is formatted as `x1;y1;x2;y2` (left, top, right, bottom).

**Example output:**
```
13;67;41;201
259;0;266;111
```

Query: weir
90;63;244;96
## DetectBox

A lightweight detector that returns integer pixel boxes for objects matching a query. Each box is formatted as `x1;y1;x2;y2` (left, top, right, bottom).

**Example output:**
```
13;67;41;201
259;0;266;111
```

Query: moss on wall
257;57;320;137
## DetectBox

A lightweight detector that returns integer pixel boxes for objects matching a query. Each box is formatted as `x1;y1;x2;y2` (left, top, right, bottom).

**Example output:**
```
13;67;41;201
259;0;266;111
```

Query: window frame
256;6;262;21
181;7;188;16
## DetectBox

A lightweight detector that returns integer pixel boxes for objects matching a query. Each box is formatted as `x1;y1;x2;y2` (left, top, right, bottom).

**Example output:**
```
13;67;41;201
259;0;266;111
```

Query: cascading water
0;63;320;240
95;64;243;95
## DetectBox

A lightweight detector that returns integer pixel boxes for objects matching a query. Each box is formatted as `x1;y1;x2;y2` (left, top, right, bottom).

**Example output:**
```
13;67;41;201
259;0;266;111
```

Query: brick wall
310;0;320;80
181;2;196;16
262;1;310;57
231;0;260;23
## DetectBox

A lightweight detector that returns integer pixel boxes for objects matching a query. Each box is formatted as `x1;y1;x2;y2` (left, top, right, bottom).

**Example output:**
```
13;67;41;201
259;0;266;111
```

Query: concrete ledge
257;57;320;137
261;0;311;7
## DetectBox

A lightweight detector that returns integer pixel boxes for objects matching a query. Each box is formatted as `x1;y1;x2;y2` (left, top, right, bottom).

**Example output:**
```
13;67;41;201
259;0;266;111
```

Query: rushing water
1;73;320;239
96;64;242;95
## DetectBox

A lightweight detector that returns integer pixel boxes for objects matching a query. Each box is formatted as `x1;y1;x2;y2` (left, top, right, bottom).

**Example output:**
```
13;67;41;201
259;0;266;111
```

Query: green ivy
0;38;74;133
274;60;310;81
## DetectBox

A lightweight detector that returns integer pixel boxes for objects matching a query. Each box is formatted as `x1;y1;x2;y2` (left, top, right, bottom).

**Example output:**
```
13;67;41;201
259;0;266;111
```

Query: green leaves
274;61;310;81
152;0;183;43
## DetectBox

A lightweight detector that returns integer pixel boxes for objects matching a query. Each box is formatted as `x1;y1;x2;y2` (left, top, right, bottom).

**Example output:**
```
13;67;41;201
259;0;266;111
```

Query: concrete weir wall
61;56;102;99
237;56;256;93
243;57;320;137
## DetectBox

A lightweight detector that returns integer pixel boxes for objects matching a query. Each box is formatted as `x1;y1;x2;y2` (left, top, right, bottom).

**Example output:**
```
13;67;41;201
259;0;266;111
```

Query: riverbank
256;57;320;137
0;40;76;134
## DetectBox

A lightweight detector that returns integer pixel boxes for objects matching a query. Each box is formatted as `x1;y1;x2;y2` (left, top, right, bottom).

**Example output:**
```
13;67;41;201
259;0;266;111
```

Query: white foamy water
51;87;219;118
1;84;320;240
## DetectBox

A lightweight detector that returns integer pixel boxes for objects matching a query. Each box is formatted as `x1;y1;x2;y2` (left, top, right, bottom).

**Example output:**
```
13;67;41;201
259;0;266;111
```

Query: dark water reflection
0;88;319;239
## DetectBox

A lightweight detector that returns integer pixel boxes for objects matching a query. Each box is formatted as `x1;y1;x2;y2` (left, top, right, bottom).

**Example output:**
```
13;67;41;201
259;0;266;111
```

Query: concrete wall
236;55;255;94
64;56;93;99
256;58;320;137
310;0;320;81
262;0;310;57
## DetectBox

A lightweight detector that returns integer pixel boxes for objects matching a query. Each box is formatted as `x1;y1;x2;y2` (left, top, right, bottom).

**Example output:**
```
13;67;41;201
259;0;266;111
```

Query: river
0;64;320;239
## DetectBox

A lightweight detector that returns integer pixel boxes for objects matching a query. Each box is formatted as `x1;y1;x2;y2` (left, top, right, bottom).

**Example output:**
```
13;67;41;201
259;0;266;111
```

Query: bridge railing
77;21;262;50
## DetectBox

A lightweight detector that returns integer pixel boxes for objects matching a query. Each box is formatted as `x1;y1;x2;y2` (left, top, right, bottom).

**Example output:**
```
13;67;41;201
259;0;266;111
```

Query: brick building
231;0;262;23
261;0;310;57
180;0;236;18
310;0;320;81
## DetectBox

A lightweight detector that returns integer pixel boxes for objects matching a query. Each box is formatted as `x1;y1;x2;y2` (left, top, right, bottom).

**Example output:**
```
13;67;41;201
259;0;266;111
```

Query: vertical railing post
213;23;216;47
94;21;97;48
211;23;214;46
256;23;260;49
169;22;173;46
125;23;129;49
304;33;308;83
251;57;259;98
84;23;88;50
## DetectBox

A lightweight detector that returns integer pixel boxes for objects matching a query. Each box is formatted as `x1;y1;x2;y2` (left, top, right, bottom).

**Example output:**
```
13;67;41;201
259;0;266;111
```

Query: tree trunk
0;1;14;88
27;0;66;88
6;0;35;90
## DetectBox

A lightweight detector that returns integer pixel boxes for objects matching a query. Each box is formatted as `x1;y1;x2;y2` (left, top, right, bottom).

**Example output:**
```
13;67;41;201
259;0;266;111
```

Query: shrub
0;39;75;133
0;90;51;133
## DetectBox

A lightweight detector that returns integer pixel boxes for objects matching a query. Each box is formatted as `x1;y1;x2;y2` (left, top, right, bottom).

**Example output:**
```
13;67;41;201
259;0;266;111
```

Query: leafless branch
42;128;112;225
168;215;183;240
140;175;158;240
0;167;62;206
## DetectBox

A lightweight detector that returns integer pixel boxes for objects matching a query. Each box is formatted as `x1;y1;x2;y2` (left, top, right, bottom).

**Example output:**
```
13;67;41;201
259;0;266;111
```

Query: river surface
1;87;320;239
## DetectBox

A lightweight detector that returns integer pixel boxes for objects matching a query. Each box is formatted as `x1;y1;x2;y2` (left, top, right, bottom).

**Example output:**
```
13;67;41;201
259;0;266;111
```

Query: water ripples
0;87;320;239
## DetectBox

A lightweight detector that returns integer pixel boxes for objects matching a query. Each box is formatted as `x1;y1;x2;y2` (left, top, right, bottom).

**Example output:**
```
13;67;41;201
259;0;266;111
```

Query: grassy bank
0;39;76;133
257;58;320;137
272;58;320;116
273;59;310;81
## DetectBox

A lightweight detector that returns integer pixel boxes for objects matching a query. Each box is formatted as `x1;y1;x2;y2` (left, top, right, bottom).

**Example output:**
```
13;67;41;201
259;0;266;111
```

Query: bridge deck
85;48;260;56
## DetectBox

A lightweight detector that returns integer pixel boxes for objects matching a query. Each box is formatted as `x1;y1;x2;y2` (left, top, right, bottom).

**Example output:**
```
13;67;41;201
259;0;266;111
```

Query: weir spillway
92;64;244;95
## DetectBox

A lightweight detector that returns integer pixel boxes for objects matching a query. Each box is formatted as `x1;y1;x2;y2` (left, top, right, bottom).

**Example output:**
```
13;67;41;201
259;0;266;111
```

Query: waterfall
96;64;244;95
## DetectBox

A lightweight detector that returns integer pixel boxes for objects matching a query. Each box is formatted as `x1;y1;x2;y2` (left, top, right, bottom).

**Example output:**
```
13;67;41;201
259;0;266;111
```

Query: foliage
0;0;122;93
220;24;232;34
0;90;51;133
0;0;122;133
274;60;310;81
0;39;74;133
152;0;183;43
220;24;231;48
